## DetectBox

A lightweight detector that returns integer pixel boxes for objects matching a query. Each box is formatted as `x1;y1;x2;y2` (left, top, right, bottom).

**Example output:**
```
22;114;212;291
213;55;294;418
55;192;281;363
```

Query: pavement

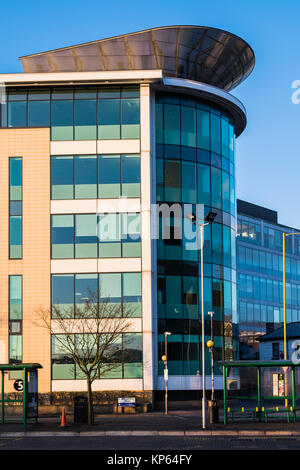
2;409;300;437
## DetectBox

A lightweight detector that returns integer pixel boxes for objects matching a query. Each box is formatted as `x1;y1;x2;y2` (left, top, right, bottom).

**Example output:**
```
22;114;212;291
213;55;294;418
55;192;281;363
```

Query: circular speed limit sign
13;379;23;391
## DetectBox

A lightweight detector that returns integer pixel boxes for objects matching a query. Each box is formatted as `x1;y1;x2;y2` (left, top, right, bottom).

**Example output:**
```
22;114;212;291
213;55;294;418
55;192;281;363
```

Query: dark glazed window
74;156;97;199
51;101;73;140
51;156;74;199
9;157;22;259
8;102;27;127
74;100;97;140
28;101;50;127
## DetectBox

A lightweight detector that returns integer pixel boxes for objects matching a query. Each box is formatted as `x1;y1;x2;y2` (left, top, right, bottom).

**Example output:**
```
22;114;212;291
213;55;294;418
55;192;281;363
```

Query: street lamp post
186;211;217;429
163;331;171;415
282;231;300;408
207;311;215;401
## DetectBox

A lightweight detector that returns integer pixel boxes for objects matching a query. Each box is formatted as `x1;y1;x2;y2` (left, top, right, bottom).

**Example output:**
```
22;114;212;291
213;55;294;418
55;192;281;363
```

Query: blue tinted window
74;100;96;140
98;99;120;139
52;274;74;317
51;156;74;199
74;156;97;199
8;102;27;127
28;101;50;126
51;101;73;140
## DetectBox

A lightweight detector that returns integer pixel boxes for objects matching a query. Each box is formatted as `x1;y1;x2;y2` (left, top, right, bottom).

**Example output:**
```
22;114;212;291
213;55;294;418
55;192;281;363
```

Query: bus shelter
219;360;300;424
0;363;42;429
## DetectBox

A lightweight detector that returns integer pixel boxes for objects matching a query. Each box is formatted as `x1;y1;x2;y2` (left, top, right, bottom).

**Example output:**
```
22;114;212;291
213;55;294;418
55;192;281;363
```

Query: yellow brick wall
0;128;51;393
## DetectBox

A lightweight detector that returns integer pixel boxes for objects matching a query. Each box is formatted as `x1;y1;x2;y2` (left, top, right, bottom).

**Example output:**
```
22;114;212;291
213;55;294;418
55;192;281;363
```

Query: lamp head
204;211;217;223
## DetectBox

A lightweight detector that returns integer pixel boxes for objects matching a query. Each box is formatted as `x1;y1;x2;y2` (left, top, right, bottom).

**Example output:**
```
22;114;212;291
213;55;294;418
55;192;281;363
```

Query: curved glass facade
155;91;238;376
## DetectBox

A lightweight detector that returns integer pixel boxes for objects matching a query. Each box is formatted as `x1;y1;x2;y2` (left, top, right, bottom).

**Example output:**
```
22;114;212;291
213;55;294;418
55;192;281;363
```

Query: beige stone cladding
0;128;51;393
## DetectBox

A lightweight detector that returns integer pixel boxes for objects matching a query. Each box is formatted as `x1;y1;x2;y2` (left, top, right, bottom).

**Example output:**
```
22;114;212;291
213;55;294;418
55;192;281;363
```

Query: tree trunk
87;377;94;425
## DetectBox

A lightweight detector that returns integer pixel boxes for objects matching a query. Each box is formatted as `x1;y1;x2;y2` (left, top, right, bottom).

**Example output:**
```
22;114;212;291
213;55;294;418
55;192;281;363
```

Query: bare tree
36;292;135;425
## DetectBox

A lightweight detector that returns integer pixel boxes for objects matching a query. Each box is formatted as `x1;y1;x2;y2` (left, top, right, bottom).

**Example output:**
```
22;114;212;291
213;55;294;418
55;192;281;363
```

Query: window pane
98;155;120;198
181;106;196;147
101;334;122;377
121;213;141;257
156;103;164;144
28;88;50;100
98;99;120;139
98;87;120;99
121;154;140;197
9;276;22;320
10;216;22;258
212;223;222;264
123;334;142;378
75;274;98;317
182;161;196;203
99;273;122;313
164;160;181;201
121;98;140;138
10;157;22;200
28;101;50;127
123;273;142;317
223;225;231;267
222;170;230;213
166;276;182;318
197;109;210;150
52;274;74;317
99;213;121;257
164;104;180;145
51;101;73;140
211;113;221;154
51;215;74;258
229;124;235;162
74;156;97;199
51;156;74;199
8;102;27;127
211;167;222;209
221;117;229;158
9;336;22;363
197;163;210;205
75;214;98;258
74;100;96;140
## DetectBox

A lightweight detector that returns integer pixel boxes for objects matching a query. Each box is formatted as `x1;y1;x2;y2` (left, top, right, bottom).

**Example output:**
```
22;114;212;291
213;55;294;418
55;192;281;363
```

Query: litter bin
74;395;88;424
207;400;219;424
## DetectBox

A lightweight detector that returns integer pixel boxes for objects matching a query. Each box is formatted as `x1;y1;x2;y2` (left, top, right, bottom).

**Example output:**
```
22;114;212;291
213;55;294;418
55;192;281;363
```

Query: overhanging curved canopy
20;25;255;91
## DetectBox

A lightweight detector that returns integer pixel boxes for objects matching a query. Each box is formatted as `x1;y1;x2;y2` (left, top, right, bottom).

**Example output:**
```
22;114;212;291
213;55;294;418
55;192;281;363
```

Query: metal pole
292;367;296;422
165;334;168;416
200;224;206;429
257;367;261;421
210;312;214;401
1;371;4;424
223;365;227;425
283;233;288;408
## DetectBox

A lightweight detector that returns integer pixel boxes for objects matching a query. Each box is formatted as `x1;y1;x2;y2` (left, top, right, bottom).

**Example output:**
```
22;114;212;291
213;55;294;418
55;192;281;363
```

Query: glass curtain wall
156;92;237;376
0;86;140;141
237;214;300;359
51;154;140;199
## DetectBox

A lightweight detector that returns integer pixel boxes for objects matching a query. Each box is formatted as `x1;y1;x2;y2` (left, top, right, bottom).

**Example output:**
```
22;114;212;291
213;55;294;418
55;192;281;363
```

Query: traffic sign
13;379;23;391
282;366;289;374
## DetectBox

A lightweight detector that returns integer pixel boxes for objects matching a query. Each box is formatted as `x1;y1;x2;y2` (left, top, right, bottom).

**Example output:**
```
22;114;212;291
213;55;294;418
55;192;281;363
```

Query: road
0;436;300;450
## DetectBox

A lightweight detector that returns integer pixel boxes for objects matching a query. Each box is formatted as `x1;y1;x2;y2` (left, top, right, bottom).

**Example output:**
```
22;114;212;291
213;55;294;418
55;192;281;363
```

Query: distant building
237;200;300;360
258;322;300;362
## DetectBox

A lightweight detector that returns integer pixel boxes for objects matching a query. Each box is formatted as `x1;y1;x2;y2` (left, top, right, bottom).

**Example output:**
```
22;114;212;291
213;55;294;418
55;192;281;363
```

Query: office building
237;199;300;361
0;26;254;404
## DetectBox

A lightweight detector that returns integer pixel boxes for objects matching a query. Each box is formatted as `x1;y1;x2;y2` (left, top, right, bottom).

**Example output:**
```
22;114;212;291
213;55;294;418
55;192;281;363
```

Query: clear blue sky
1;0;299;227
